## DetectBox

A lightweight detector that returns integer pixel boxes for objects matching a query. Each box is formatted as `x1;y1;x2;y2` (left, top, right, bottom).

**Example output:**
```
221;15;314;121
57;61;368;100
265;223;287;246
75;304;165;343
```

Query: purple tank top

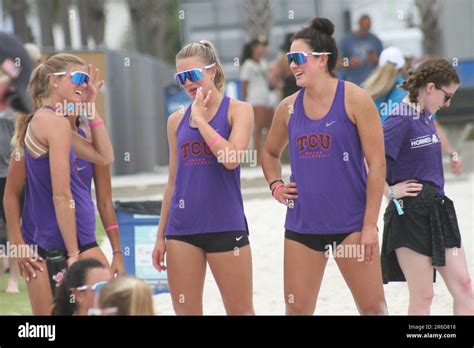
21;183;34;245
75;127;94;191
285;80;367;234
20;127;94;246
25;134;96;249
165;96;247;236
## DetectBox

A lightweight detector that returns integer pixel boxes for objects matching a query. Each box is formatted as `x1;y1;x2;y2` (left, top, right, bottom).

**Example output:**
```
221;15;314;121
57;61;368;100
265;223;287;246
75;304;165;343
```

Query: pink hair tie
89;119;104;128
207;135;221;148
105;224;119;232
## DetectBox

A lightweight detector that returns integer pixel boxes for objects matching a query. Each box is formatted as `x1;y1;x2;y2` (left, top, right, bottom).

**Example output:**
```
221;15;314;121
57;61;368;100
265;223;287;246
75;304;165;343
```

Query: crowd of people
0;12;472;316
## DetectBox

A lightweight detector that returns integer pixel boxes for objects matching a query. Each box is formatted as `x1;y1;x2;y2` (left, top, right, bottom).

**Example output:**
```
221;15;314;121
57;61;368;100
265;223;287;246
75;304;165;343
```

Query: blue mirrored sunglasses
52;71;90;85
286;51;332;66
174;63;216;85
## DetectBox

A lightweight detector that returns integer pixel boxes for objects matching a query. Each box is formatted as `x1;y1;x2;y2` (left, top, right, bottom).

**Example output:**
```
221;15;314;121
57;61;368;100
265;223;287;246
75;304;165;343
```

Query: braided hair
401;58;459;103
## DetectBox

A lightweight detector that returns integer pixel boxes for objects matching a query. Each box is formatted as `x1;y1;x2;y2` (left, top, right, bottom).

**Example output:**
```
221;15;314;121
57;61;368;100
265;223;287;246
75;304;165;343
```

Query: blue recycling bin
114;201;168;294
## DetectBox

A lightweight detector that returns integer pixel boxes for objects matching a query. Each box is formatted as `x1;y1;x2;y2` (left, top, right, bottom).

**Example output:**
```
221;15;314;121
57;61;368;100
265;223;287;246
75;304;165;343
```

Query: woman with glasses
261;17;387;315
381;58;474;314
52;258;110;315
152;40;255;315
4;53;114;314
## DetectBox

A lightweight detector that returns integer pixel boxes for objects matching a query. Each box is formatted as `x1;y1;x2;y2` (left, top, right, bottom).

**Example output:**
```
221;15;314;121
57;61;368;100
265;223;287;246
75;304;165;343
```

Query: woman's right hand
390;180;423;199
16;243;45;282
273;182;298;206
152;237;167;272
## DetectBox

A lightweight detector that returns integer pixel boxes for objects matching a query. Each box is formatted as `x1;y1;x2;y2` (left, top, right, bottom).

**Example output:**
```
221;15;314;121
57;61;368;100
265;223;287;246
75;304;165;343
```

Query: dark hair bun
310;17;335;36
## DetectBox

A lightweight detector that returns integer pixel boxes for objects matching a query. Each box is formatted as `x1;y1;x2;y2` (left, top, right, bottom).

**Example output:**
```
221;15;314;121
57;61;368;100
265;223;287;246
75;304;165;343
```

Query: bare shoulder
274;92;299;124
343;80;374;122
280;92;299;111
167;109;186;131
32;109;69;134
229;98;253;115
344;80;371;103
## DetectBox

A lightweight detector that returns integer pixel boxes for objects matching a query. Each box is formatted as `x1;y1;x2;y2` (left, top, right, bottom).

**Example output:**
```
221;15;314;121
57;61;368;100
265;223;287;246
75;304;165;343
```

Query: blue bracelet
390;186;404;215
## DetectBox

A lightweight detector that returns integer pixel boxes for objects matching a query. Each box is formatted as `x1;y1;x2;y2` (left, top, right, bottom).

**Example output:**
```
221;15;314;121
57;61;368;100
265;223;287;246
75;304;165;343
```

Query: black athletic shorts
166;231;249;253
37;241;99;260
285;229;357;252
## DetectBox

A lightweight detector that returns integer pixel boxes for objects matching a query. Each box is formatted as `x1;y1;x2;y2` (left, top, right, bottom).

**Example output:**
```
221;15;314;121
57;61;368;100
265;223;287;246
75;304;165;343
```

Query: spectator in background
0;32;33;112
338;14;383;85
24;43;43;67
362;46;407;124
268;33;299;100
52;258;111;315
240;39;274;163
94;276;154;315
0;35;34;293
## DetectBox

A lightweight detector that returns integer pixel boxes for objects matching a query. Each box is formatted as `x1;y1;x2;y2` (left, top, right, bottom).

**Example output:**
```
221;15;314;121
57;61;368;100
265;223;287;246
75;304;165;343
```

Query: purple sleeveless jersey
21;127;95;246
25;138;96;250
285;80;367;234
165;96;248;236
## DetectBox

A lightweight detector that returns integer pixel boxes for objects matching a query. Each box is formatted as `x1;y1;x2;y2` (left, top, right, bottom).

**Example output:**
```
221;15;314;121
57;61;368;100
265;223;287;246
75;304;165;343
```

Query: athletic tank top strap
25;123;48;158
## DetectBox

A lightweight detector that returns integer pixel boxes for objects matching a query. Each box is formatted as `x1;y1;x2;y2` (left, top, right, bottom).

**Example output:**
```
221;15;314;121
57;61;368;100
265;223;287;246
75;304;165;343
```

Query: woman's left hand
82;64;105;104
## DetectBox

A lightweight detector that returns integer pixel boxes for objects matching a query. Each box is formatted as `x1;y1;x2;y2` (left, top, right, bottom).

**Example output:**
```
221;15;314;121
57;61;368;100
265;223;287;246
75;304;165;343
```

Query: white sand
102;172;473;315
147;174;474;315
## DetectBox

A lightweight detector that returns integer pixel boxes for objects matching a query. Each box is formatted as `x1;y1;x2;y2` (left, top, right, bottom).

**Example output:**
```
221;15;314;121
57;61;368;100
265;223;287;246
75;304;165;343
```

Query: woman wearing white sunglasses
261;17;387;315
4;53;114;314
152;40;255;315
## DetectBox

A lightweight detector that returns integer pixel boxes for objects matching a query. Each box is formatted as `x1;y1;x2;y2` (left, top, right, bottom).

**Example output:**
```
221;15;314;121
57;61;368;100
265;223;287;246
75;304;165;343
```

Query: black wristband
269;179;284;190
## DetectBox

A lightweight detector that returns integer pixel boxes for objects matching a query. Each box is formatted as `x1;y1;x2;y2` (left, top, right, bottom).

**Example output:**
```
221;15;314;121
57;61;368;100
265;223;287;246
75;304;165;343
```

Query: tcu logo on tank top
295;133;332;159
180;140;214;166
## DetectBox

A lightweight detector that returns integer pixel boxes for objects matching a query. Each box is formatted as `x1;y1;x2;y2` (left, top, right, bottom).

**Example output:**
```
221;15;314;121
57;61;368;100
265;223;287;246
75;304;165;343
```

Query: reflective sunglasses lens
287;53;306;65
93;281;108;295
175;69;203;85
71;72;89;85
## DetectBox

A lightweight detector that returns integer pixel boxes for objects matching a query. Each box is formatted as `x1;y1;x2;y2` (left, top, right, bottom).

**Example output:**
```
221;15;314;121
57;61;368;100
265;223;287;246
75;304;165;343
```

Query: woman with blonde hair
152;40;254;315
95;276;154;316
362;46;407;124
3;53;114;314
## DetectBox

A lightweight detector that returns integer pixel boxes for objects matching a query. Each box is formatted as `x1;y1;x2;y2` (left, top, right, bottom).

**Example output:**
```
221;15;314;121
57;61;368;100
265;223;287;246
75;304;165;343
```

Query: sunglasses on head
52;71;90;85
286;51;332;66
73;280;108;295
174;63;216;85
436;85;453;104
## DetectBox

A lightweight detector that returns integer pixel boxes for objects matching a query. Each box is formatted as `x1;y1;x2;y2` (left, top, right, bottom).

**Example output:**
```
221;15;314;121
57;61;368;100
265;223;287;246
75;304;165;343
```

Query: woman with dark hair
261;17;387;315
52;258;110;315
381;58;474;314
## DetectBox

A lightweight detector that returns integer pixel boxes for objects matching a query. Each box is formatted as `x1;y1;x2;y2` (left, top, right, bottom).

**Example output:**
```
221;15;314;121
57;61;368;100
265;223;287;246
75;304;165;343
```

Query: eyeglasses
72;280;108;294
87;307;119;316
286;51;332;66
52;71;90;85
174;63;216;85
436;86;454;104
